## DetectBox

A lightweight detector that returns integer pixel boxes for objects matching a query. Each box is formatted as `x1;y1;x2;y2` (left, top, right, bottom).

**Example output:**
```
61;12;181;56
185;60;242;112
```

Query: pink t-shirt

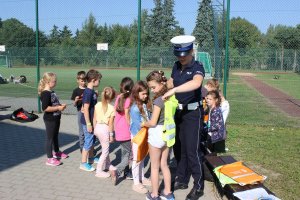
114;95;131;141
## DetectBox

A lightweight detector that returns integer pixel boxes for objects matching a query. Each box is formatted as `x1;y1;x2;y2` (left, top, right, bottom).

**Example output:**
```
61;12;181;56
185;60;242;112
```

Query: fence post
35;0;41;113
223;0;230;98
137;0;141;80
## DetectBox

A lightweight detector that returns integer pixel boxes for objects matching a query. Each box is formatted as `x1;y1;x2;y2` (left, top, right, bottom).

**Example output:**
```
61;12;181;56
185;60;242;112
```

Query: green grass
0;67;171;99
225;74;299;127
1;67;299;198
254;72;300;100
224;124;300;199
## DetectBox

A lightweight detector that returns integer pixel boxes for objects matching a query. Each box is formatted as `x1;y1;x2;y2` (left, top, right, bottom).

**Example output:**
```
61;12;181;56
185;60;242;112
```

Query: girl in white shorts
142;70;175;200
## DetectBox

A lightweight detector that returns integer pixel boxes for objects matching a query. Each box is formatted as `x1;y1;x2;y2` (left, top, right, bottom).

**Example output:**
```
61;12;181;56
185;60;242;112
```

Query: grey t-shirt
153;96;164;125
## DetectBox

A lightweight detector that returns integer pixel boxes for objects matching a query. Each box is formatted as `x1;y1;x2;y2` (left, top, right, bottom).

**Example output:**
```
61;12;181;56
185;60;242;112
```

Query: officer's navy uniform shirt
171;58;205;104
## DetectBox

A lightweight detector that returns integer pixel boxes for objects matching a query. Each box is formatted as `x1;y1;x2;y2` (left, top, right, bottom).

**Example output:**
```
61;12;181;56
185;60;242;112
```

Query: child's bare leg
161;146;171;195
149;144;162;197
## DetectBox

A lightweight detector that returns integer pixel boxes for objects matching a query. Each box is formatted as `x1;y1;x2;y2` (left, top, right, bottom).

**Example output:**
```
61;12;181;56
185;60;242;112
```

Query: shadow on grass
0;120;78;172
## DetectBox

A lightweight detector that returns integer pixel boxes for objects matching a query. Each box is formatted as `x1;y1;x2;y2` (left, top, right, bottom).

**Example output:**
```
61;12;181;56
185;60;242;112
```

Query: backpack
10;107;39;122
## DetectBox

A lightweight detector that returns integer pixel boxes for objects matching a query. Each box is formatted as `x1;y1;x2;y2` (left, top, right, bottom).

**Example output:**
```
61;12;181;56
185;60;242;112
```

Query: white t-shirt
221;100;230;124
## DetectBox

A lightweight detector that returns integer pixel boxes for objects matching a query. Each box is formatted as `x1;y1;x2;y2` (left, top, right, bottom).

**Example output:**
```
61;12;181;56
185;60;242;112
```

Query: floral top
208;106;226;143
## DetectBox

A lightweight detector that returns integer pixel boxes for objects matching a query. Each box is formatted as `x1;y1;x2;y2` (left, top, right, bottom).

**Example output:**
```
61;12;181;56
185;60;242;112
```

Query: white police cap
170;35;195;57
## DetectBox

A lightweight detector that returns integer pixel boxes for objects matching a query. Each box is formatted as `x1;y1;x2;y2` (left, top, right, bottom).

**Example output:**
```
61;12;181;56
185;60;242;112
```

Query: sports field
0;67;299;199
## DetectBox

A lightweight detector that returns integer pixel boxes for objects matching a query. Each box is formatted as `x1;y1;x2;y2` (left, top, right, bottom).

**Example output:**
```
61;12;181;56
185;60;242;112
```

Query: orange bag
132;127;149;162
218;161;266;186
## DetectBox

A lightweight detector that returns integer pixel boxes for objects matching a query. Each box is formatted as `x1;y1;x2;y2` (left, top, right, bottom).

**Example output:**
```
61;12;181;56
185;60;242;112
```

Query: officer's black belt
177;101;202;110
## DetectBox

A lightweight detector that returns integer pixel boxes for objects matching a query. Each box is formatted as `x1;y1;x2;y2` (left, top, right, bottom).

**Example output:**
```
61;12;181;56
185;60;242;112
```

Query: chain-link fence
1;1;300;199
0;0;299;127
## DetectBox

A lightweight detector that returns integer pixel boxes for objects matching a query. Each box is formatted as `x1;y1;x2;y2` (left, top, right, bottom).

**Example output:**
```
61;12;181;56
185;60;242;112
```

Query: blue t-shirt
171;59;205;104
80;88;97;125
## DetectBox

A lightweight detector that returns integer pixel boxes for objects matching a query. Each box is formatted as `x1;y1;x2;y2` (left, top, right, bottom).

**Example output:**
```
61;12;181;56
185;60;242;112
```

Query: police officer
162;35;205;200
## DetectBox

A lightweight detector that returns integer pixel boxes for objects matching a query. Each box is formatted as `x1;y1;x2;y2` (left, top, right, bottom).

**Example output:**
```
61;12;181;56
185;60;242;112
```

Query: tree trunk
281;45;284;71
292;50;297;72
275;50;277;69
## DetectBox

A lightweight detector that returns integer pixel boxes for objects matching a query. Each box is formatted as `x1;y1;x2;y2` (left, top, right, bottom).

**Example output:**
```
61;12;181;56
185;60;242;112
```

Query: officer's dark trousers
173;107;204;190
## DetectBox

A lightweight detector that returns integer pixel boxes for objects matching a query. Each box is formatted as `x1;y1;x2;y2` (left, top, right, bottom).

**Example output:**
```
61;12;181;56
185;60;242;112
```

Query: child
206;90;226;152
38;72;68;166
143;70;175;200
111;77;134;185
80;69;102;172
129;80;152;194
71;71;86;153
94;86;117;178
204;79;229;152
204;79;230;123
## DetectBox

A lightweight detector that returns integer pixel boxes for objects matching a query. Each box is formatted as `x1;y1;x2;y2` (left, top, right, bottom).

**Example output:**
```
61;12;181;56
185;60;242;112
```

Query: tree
60;25;73;46
145;0;181;47
129;9;149;47
274;25;300;71
161;0;180;45
77;13;99;47
0;18;36;47
48;25;61;45
229;17;262;50
145;0;164;46
193;0;214;50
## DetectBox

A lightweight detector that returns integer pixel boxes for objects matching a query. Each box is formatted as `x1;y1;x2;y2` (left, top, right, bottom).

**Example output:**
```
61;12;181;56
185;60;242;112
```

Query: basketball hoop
0;45;5;52
97;43;108;51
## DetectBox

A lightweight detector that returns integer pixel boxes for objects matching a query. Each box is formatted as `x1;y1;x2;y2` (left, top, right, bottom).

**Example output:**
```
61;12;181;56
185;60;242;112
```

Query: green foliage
226;124;300;200
193;0;214;49
0;4;299;70
230;17;262;50
145;0;182;47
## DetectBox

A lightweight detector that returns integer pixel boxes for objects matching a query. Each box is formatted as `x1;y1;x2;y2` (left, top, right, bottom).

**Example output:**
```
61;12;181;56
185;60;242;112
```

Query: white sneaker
132;183;148;194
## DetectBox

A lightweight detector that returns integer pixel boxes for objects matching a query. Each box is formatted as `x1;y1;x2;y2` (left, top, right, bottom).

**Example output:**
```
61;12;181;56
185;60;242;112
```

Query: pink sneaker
46;158;61;166
53;151;69;159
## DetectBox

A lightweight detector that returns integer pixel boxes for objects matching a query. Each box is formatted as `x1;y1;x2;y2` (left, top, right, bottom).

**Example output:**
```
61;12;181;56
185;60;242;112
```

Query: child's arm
209;110;223;132
44;104;66;112
142;105;161;128
71;89;79;106
73;96;81;106
83;103;92;133
125;108;130;125
108;116;115;143
93;106;97;129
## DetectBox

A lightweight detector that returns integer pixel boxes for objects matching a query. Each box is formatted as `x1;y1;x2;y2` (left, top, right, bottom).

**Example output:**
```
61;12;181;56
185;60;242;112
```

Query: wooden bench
205;155;276;200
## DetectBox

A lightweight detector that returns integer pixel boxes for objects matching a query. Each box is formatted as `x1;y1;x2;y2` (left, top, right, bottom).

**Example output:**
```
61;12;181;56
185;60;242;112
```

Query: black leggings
44;119;61;158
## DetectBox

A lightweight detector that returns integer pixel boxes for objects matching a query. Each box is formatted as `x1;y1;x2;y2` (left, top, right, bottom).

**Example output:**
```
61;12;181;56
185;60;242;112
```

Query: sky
0;0;299;35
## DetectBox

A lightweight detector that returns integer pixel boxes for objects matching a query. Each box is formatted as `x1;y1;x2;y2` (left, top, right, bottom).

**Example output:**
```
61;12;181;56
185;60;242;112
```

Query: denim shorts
82;124;95;151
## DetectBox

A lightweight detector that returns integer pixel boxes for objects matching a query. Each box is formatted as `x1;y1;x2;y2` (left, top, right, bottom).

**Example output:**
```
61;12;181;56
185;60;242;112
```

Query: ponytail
38;72;56;95
116;77;134;113
101;86;116;114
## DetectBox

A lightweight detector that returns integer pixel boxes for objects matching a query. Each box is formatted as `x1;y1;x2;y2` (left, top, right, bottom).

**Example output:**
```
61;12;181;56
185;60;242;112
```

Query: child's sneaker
46;158;61;166
132;183;148;194
110;170;120;186
160;192;175;200
95;171;110;178
125;170;133;180
146;192;161;200
79;163;95;172
53;151;69;159
88;157;99;164
142;178;152;186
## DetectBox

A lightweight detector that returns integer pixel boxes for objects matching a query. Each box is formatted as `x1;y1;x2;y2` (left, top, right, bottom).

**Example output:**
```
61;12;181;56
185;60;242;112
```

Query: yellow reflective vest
163;95;178;147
